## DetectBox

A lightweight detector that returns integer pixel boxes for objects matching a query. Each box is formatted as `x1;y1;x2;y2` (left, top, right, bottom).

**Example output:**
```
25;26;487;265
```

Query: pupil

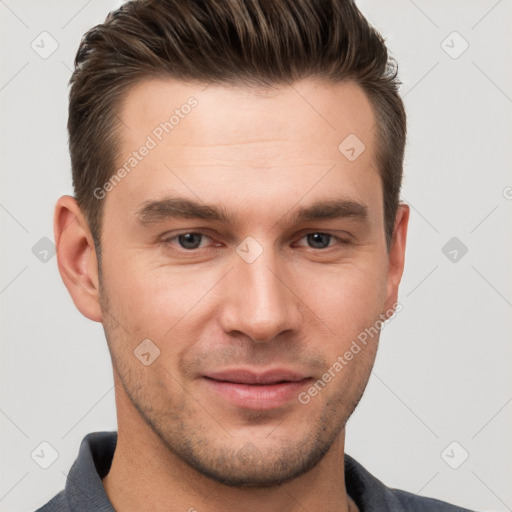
179;233;201;249
308;233;330;249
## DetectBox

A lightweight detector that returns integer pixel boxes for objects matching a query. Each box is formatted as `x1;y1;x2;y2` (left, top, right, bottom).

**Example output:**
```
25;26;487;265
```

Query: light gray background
1;1;511;511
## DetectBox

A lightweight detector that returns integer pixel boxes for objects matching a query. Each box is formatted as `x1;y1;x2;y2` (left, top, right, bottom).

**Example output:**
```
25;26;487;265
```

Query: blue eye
165;232;210;250
296;232;350;249
179;233;206;249
162;230;349;253
306;233;333;249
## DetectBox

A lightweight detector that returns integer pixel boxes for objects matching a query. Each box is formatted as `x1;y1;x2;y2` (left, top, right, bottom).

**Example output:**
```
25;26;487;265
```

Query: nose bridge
220;240;300;343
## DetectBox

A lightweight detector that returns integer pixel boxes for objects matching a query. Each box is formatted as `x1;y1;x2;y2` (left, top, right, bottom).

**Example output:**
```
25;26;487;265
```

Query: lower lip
203;378;311;410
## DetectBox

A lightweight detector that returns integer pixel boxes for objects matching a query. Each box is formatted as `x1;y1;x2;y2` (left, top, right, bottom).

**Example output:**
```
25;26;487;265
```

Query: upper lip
203;369;310;385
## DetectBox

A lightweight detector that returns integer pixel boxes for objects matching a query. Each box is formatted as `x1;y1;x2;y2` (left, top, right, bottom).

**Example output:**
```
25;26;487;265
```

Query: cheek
100;254;224;350
295;259;387;339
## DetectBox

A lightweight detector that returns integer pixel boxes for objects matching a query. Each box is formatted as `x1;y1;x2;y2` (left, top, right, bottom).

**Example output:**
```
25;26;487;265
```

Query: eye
164;232;213;250
161;230;350;253
296;232;350;249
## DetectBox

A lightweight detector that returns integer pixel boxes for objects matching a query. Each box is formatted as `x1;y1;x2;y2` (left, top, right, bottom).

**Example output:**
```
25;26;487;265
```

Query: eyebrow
135;196;369;227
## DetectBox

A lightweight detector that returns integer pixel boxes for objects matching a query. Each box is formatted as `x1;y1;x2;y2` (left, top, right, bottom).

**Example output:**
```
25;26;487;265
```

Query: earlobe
54;195;103;322
384;202;410;316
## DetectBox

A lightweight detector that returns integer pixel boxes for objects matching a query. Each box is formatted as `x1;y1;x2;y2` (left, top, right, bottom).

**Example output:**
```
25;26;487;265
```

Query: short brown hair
68;0;406;252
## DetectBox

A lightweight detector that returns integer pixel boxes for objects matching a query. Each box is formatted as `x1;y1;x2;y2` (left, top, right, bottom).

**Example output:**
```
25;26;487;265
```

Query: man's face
97;78;404;486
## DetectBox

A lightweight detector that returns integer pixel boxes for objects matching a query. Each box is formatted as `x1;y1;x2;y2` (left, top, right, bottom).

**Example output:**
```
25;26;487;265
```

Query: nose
218;247;302;344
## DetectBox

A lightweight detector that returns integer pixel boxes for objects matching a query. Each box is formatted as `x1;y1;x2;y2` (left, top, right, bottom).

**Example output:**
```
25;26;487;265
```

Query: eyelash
161;230;351;251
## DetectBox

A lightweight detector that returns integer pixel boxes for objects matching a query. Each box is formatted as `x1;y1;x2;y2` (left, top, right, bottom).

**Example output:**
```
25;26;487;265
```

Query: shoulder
33;490;69;512
391;488;476;512
32;431;117;512
344;453;477;512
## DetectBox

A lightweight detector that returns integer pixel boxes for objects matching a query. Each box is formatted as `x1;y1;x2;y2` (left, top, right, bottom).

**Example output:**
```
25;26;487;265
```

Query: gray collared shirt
35;431;476;511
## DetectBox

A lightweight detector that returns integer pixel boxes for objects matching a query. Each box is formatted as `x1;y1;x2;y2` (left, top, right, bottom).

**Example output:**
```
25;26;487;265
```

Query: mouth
202;369;312;410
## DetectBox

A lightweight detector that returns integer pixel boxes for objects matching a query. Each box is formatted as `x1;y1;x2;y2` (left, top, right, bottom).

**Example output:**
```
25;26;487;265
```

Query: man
36;0;476;510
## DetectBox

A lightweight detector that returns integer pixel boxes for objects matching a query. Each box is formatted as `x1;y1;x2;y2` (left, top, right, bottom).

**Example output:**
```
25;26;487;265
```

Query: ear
54;195;102;322
383;202;410;317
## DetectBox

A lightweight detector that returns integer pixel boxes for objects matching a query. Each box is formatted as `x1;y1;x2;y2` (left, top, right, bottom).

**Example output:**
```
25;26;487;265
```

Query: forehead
118;78;377;159
106;77;382;230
